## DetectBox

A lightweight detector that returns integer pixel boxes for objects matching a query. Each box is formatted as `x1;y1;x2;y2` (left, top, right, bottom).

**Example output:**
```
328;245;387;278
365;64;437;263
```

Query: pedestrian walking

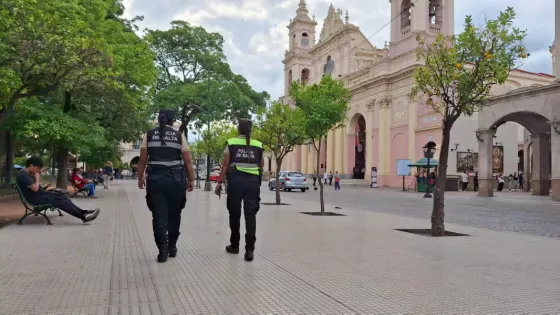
497;173;505;191
328;171;333;185
137;109;195;263
215;118;264;262
323;172;328;185
334;171;341;190
102;161;113;189
460;171;469;191
474;173;479;192
519;171;524;191
312;170;317;187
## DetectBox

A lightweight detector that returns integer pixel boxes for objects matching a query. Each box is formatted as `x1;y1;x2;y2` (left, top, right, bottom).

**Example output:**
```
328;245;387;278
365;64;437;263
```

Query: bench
12;184;63;225
68;178;89;198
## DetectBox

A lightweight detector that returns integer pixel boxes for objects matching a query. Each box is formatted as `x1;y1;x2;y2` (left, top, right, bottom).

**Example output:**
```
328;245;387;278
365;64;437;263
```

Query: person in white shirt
460;171;469;191
323;172;328;185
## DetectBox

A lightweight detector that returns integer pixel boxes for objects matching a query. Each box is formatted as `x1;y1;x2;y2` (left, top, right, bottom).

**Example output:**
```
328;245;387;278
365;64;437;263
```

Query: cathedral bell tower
283;0;317;96
388;0;454;57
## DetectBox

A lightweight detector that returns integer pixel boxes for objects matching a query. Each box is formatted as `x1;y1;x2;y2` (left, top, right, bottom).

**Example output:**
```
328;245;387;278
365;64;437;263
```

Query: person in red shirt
72;168;97;198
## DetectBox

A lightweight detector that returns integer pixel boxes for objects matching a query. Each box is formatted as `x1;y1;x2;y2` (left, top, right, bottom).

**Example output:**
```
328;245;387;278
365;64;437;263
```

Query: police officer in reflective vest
137;109;195;263
215;118;264;262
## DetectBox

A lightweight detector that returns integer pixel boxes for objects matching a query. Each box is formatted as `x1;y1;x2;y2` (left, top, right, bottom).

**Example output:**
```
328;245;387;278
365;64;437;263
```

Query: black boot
157;244;168;263
168;240;177;258
244;250;254;262
226;245;239;254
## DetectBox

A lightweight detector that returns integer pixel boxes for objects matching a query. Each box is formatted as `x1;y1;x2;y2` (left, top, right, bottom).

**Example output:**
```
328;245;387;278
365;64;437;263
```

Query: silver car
268;171;309;192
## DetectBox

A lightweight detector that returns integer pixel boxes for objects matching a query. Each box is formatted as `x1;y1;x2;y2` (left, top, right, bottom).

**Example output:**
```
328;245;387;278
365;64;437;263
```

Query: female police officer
137;109;195;263
215;118;264;262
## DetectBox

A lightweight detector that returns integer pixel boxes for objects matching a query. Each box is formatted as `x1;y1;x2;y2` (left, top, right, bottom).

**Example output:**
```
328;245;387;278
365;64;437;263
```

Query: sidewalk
0;180;559;314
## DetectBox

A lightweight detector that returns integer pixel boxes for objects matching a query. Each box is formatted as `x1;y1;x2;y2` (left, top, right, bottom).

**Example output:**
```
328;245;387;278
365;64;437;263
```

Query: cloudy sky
121;0;554;100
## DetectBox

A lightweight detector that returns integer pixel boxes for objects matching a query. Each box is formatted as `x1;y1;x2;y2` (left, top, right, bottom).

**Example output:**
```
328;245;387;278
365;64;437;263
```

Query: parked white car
268;171;309;192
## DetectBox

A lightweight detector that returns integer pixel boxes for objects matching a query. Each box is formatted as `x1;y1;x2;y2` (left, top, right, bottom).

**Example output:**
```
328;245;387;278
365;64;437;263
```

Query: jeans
84;183;96;196
334;181;340;190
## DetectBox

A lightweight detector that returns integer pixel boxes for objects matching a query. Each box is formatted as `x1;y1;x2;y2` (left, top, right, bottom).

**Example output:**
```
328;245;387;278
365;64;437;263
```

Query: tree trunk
430;123;452;236
275;158;283;205
0;129;15;187
55;92;73;189
56;146;70;188
316;137;325;213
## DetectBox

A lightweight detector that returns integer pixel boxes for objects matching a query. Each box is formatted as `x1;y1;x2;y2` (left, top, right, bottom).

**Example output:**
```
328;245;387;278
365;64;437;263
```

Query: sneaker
83;208;100;223
83;209;96;215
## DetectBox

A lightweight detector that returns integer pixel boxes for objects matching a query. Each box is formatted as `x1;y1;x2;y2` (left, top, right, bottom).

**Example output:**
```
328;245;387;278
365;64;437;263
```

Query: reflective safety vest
227;137;263;176
146;126;184;168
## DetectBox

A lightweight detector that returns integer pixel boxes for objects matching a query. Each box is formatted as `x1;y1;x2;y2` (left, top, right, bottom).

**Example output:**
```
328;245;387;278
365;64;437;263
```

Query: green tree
198;122;237;166
410;7;528;236
147;21;268;139
255;102;306;204
0;0;116;186
3;0;156;187
290;75;351;213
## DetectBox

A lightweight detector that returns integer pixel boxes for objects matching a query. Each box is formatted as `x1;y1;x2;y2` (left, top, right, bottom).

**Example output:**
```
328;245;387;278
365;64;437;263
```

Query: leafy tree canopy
147;21;268;134
410;7;528;122
196;122;237;165
290;75;351;145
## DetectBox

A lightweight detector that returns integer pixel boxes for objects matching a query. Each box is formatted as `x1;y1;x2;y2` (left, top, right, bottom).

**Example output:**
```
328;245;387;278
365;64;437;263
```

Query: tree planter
301;212;345;216
395;229;469;237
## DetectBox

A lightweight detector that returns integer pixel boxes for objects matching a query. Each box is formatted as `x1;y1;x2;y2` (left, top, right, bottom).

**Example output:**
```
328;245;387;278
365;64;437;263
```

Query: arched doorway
350;114;366;179
478;111;551;196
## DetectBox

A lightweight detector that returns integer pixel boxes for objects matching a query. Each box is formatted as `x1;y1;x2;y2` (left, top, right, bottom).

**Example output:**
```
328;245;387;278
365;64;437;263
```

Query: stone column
301;144;308;174
523;142;532;192
327;129;334;172
531;133;551;196
550;125;560;200
335;126;344;174
556;0;560;81
477;129;494;197
307;142;315;174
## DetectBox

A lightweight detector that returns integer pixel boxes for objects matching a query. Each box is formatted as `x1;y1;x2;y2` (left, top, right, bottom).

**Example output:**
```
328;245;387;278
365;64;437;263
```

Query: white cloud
128;0;555;100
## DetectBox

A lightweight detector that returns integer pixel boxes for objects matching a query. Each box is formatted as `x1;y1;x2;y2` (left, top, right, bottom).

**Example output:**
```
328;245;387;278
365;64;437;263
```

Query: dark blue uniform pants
146;172;186;248
226;171;261;251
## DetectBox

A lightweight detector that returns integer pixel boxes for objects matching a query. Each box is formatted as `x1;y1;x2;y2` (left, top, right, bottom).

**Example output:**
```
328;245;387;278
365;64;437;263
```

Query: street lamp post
422;141;437;198
190;103;213;192
204;118;212;191
192;131;201;189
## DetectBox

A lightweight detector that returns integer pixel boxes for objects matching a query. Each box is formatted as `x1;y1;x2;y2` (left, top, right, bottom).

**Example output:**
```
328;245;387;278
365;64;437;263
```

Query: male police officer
138;109;195;263
215;119;264;261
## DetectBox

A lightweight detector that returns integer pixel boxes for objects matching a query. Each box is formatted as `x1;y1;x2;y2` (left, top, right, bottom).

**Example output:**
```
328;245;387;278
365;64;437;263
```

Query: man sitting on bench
16;157;100;223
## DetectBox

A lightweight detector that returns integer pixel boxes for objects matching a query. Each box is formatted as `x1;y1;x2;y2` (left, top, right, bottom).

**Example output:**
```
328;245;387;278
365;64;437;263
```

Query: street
261;185;560;239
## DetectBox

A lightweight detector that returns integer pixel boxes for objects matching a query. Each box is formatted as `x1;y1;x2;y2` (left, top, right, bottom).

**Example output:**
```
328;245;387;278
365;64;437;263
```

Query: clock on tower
301;37;309;46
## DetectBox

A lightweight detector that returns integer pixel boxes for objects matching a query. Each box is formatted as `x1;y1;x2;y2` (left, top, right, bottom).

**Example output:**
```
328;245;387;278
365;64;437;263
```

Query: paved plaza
0;180;559;314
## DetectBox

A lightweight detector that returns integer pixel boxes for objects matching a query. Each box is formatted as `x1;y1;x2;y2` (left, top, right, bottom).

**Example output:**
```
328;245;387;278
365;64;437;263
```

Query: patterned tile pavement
0;180;559;314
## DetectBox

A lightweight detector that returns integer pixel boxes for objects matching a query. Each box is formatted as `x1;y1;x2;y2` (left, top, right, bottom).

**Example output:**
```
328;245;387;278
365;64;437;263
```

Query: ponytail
157;113;167;145
238;119;252;147
156;109;176;145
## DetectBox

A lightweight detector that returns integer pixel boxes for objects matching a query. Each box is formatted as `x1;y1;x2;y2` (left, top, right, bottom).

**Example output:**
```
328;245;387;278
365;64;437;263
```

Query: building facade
281;0;553;187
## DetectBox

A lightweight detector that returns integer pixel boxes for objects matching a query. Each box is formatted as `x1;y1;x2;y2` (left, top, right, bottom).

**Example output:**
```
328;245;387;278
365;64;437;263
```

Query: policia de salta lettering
215;118;264;262
137;109;195;263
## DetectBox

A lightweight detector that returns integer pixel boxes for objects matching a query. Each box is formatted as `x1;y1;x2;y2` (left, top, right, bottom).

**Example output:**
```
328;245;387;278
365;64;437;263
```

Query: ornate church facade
281;0;553;187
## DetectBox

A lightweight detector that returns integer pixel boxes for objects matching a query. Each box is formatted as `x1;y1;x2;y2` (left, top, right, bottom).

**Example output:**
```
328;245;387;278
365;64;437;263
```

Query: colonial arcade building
280;0;553;187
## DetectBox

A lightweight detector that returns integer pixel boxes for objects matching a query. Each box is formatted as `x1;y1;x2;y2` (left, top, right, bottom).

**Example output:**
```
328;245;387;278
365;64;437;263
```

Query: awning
408;157;438;167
